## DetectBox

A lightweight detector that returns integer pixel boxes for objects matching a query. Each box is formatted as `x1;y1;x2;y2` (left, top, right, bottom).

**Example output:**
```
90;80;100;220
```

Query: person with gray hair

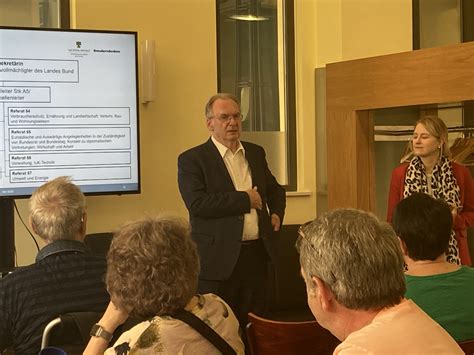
84;216;243;354
0;176;109;355
30;176;87;242
297;208;462;354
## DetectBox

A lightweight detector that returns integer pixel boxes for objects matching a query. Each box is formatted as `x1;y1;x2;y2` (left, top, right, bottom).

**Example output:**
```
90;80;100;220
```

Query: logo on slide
68;41;90;58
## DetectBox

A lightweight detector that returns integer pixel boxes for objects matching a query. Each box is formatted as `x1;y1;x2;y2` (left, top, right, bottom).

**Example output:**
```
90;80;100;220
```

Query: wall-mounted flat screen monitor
0;26;140;197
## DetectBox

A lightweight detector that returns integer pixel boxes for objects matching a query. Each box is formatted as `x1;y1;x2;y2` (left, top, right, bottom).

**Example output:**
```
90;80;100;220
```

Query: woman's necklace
412;259;445;266
421;151;440;175
407;259;460;276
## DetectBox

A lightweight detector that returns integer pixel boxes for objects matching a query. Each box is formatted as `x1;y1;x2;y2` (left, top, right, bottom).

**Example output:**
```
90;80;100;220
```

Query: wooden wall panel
327;41;474;111
356;110;375;211
327;110;375;211
327;110;358;208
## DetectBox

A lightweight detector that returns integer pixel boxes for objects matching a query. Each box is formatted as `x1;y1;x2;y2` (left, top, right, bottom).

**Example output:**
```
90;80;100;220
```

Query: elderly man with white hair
0;176;109;354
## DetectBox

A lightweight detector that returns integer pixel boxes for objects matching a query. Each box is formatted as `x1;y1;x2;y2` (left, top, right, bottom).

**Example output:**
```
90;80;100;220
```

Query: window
216;0;296;190
0;0;69;28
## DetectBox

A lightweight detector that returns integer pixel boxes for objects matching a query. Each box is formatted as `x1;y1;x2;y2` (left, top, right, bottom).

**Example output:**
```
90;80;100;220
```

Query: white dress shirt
211;136;259;241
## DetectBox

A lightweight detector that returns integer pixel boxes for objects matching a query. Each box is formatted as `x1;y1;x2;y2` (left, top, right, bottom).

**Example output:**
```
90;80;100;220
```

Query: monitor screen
0;27;140;197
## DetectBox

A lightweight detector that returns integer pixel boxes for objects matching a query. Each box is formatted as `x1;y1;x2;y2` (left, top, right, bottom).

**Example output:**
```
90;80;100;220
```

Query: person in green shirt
392;192;474;342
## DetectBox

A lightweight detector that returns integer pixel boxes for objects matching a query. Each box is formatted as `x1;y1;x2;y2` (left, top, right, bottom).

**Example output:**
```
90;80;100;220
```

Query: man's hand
246;186;262;210
271;213;281;231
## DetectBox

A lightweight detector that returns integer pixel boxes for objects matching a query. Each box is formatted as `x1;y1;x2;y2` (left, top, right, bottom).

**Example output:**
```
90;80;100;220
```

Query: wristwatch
90;323;113;342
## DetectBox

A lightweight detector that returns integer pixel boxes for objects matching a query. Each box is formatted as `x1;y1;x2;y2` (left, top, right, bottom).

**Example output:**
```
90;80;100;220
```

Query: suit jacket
387;162;474;265
178;138;286;280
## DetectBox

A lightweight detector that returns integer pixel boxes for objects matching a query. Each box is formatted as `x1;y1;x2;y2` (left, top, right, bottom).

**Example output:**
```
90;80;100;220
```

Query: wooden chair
246;312;340;355
458;339;474;355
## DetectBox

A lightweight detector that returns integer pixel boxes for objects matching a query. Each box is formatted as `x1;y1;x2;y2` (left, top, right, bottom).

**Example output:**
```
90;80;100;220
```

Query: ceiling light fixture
229;14;269;21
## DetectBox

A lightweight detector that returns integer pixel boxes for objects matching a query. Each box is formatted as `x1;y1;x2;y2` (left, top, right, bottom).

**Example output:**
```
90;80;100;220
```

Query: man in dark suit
178;93;286;327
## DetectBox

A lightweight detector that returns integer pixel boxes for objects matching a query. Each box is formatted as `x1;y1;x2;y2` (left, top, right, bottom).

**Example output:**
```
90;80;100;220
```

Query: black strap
172;309;237;355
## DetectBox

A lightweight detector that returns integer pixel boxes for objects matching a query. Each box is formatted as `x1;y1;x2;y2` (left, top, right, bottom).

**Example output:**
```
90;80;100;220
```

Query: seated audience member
392;192;474;341
0;176;109;354
84;216;243;354
296;208;463;354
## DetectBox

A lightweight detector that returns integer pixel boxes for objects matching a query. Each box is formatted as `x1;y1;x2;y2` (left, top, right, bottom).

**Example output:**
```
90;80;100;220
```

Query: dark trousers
198;239;268;329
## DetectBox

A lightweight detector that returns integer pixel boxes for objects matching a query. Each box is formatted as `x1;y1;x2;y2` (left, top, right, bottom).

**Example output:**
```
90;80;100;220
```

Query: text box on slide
9;166;131;183
0;58;79;82
8;107;130;125
9;127;131;152
0;86;51;103
9;152;131;168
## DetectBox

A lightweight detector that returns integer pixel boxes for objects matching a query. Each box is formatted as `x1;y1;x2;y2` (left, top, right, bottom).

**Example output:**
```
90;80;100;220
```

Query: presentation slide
0;28;139;197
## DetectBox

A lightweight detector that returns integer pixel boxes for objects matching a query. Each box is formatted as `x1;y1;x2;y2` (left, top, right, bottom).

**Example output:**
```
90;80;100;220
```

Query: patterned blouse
105;294;244;354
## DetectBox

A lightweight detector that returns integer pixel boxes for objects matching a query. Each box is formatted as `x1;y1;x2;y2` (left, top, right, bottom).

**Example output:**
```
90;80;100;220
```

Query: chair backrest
41;311;142;355
84;232;114;256
267;224;313;321
458;339;474;355
246;312;340;355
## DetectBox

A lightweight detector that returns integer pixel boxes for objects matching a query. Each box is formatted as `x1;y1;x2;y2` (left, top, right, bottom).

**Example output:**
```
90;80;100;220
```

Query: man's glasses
214;113;244;122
